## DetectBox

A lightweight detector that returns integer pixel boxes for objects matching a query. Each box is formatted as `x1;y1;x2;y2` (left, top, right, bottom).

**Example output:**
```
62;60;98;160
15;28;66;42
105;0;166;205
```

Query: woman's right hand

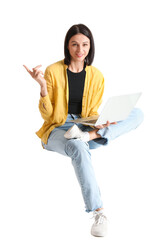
23;64;46;87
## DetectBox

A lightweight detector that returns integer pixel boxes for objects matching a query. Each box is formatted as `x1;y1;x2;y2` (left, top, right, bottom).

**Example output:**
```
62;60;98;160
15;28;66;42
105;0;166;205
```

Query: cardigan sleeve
38;67;54;122
89;75;105;116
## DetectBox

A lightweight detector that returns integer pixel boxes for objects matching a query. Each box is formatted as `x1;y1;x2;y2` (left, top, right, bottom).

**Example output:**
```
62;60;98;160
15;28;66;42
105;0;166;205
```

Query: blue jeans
42;108;144;213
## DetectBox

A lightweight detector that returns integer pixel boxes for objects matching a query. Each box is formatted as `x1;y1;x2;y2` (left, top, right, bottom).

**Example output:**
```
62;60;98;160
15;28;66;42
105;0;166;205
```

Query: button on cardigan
36;59;104;145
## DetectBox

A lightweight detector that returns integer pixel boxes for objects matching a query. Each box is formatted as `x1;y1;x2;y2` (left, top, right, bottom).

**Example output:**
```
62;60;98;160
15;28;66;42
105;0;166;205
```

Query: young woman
23;24;143;237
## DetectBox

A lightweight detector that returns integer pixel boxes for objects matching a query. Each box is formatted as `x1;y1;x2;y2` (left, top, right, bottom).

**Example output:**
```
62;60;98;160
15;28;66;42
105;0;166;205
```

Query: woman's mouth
76;54;83;58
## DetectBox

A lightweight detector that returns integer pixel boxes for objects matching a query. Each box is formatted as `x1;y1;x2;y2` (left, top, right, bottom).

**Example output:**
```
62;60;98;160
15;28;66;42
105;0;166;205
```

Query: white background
0;0;168;239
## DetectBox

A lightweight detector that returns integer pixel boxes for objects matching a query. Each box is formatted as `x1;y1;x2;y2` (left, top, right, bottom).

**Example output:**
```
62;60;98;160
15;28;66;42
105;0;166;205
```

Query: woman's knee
64;139;89;157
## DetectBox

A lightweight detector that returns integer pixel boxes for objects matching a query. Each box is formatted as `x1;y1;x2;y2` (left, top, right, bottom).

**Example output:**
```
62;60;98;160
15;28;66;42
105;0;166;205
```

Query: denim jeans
42;108;144;212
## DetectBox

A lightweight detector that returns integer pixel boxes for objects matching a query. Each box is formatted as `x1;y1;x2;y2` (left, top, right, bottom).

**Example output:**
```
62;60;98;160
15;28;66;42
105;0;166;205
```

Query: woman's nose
77;45;83;52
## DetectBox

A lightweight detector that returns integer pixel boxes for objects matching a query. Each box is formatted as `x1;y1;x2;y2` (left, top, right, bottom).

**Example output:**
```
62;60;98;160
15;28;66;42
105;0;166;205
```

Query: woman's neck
68;60;84;73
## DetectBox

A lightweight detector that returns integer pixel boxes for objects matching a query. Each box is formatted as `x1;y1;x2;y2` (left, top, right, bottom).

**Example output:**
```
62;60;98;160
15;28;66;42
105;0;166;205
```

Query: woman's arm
23;65;53;121
89;76;105;116
38;67;54;121
40;82;48;97
88;72;117;129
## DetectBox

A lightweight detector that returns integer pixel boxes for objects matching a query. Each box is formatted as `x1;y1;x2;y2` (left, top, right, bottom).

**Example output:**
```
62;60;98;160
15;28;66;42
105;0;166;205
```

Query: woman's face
68;33;90;63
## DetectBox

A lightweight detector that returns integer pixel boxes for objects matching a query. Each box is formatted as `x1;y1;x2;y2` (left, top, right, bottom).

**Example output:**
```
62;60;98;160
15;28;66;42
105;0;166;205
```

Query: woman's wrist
40;83;48;97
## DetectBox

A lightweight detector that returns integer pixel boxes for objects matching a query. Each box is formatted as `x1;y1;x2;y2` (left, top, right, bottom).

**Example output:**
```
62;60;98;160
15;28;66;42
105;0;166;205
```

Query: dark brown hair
64;24;95;66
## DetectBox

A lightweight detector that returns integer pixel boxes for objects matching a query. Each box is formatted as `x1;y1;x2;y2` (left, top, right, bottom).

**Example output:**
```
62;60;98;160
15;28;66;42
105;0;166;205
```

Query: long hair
64;24;95;66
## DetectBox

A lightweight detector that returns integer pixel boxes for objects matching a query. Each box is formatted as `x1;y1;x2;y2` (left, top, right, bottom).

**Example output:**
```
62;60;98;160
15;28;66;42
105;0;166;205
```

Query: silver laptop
70;92;142;126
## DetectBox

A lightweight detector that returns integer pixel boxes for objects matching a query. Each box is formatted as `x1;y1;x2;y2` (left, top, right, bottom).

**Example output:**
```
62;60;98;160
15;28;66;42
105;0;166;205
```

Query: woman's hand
23;64;46;87
95;121;117;129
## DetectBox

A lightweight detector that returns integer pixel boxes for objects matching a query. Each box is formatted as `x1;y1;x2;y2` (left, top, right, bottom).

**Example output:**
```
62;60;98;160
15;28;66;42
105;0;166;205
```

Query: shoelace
91;211;107;225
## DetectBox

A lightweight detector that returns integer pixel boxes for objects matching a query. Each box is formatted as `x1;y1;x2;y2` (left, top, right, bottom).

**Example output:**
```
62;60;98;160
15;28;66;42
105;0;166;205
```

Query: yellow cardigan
36;60;104;144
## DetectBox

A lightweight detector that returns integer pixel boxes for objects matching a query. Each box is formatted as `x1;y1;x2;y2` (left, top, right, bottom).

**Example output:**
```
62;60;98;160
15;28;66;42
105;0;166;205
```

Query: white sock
80;131;90;142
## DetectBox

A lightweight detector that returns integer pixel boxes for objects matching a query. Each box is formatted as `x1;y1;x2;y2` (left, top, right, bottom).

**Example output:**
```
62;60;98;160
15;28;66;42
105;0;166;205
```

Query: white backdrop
0;0;168;239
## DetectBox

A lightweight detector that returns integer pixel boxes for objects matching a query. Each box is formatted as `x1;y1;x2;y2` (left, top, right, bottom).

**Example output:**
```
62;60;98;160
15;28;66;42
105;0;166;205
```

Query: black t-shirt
67;68;86;114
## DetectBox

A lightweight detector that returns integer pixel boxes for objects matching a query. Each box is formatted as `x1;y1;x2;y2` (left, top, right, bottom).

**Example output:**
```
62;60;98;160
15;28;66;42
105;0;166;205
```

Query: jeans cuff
96;128;109;145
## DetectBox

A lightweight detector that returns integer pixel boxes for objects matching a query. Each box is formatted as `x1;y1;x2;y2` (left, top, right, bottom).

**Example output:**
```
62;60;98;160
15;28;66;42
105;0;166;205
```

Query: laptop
69;92;142;126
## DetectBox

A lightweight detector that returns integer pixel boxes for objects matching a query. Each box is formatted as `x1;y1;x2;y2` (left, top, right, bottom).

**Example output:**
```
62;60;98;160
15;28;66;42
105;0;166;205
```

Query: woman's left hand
95;121;117;129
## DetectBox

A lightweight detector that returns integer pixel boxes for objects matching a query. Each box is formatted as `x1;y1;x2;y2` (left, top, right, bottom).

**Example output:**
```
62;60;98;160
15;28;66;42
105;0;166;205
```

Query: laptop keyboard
82;119;97;124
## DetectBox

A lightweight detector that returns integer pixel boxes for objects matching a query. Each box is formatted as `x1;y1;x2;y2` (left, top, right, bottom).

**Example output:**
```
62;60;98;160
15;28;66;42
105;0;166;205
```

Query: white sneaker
91;211;108;237
64;124;90;142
